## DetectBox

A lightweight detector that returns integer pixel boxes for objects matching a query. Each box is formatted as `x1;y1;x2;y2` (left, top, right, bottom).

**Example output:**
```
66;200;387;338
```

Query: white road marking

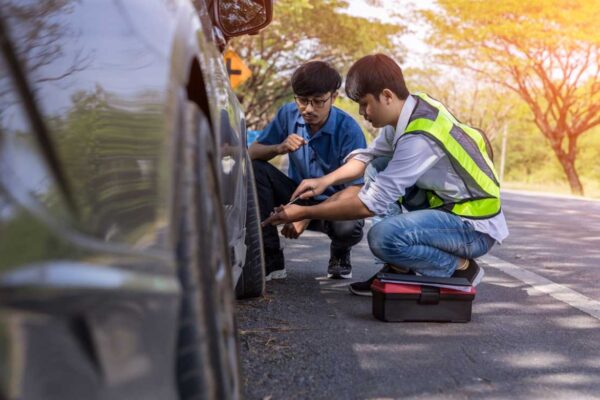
482;255;600;321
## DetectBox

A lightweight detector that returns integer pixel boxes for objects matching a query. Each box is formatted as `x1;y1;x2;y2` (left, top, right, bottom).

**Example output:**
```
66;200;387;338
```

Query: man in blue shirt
249;61;367;281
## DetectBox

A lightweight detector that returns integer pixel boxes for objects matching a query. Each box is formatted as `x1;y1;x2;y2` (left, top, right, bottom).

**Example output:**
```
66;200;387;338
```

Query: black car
0;0;270;399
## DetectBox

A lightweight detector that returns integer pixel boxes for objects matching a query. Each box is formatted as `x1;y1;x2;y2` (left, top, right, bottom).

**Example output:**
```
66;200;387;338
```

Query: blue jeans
365;157;496;277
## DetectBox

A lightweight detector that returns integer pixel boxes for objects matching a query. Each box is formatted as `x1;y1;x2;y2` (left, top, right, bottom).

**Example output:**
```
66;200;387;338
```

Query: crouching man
262;54;509;295
249;61;367;280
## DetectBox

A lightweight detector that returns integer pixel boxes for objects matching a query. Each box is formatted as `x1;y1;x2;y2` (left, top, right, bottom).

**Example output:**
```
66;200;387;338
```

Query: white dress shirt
345;95;509;243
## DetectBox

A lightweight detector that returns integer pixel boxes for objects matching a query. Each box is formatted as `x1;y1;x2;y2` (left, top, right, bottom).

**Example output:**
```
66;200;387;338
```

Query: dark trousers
252;160;364;263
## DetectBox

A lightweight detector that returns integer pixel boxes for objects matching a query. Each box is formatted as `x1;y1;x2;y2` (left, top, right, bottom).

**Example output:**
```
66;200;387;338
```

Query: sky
343;0;437;68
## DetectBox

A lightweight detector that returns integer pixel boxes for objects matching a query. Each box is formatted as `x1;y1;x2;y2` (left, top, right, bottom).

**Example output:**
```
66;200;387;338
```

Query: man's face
294;92;336;127
357;93;390;128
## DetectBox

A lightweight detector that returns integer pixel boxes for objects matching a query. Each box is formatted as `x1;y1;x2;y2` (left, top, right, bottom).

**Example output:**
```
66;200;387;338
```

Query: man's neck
390;98;406;128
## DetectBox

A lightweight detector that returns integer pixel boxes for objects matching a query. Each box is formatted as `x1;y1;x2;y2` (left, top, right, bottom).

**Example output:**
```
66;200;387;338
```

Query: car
0;0;270;399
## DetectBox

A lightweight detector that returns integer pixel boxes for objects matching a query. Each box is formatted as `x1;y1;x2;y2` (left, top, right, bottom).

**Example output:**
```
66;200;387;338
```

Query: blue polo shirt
257;102;367;199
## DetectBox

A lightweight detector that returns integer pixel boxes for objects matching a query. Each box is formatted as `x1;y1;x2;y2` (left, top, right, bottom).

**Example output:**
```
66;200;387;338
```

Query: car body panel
191;12;248;255
0;0;264;398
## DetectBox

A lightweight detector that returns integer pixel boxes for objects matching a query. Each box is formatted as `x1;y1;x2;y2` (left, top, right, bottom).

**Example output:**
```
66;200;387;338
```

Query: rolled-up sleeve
358;134;443;215
339;120;368;185
344;126;396;165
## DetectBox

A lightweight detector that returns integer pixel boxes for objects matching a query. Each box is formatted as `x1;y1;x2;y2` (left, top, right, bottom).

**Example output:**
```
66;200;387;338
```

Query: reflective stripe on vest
402;93;501;219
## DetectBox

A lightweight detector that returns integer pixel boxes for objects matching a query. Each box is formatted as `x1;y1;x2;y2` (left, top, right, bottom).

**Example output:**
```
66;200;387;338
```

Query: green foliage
405;67;520;142
231;0;405;129
333;97;376;142
0;209;80;271
52;86;164;236
575;127;600;188
405;65;600;196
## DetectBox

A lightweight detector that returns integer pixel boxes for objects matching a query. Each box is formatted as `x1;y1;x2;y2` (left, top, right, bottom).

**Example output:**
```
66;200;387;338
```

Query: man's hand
281;219;311;239
291;177;332;200
276;134;307;155
261;204;306;227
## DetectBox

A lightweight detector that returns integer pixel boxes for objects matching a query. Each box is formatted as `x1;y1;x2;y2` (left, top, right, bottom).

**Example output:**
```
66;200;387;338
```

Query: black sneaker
327;251;352;279
348;275;377;296
265;249;286;281
348;264;413;296
451;259;485;286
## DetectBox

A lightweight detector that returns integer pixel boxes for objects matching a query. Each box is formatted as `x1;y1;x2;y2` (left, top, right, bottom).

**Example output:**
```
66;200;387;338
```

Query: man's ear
381;89;395;105
331;91;339;102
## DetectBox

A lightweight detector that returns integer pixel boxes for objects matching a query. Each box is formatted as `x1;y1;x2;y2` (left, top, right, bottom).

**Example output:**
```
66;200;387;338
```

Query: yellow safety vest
400;93;501;219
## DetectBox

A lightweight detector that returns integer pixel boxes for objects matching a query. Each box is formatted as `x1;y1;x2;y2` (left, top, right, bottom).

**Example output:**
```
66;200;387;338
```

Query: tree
1;0;90;85
406;67;515;142
230;0;405;129
422;0;600;195
52;86;163;232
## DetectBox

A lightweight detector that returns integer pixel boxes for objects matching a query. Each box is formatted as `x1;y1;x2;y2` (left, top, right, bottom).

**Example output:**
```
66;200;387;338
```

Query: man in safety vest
262;54;509;296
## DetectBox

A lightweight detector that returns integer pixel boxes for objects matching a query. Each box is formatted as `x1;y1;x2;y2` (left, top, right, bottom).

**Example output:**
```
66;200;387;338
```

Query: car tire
175;101;241;400
235;152;265;299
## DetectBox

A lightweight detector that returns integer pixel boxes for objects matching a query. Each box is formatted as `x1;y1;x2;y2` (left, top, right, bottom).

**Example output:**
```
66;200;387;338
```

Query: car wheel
175;102;241;400
235;152;266;299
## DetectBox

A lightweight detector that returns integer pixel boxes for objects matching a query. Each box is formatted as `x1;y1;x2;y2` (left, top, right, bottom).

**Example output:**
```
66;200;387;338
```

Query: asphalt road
236;190;600;400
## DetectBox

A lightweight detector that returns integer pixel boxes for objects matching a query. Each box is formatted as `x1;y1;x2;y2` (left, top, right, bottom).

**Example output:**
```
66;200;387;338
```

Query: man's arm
248;142;282;161
325;158;368;186
292;158;367;200
290;126;395;200
263;186;374;226
305;186;373;220
248;134;307;161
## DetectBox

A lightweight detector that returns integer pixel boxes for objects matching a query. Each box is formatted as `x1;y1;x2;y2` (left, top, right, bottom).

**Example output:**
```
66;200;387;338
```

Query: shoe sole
327;272;352;279
265;269;287;281
472;266;485;287
348;284;372;297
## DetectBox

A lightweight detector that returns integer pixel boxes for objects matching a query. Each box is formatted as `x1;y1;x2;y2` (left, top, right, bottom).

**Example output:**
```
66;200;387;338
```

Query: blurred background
231;0;600;198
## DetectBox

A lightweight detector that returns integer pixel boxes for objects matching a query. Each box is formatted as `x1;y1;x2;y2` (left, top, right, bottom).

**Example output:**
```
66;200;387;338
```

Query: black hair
345;54;409;102
291;61;342;96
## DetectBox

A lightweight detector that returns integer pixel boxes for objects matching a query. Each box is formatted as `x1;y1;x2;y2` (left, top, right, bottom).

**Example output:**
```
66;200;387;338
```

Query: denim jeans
365;157;496;277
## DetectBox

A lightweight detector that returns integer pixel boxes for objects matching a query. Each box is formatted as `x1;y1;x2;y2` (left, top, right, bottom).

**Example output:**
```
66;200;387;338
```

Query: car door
0;1;199;398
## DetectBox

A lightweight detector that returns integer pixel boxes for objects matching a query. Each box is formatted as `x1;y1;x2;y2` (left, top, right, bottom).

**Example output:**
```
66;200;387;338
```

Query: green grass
503;180;600;200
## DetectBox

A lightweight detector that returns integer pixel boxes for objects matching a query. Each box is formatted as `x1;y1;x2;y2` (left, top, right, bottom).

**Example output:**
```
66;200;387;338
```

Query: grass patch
503;180;600;200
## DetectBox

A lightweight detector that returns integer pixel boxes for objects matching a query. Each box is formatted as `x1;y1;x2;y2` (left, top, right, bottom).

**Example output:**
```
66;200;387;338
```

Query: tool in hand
261;196;302;227
285;196;302;206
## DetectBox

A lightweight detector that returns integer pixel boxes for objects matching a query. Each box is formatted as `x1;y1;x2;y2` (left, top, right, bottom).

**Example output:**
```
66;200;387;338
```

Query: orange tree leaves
423;0;600;195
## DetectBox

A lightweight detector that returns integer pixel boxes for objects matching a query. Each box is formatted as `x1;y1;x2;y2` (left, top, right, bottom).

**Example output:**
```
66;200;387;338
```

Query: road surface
237;190;600;400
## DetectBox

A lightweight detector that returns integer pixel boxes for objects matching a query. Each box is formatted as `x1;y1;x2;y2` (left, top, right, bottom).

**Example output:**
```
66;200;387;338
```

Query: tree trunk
554;149;584;196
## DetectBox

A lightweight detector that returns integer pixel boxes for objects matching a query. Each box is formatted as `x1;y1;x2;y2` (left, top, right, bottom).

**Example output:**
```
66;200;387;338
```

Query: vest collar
392;94;417;146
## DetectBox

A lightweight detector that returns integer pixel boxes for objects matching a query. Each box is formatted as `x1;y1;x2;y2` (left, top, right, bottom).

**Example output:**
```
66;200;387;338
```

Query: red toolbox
371;277;476;323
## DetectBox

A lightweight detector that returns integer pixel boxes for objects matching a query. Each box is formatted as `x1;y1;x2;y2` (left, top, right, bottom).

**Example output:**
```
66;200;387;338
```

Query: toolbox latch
419;286;440;304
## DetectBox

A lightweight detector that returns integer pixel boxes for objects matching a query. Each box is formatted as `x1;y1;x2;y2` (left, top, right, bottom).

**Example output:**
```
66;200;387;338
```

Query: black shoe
348;264;413;296
265;249;286;281
348;276;376;296
451;259;485;286
327;251;352;279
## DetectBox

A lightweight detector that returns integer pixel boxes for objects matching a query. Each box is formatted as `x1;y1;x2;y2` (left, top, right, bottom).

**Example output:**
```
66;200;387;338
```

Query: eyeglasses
294;94;333;109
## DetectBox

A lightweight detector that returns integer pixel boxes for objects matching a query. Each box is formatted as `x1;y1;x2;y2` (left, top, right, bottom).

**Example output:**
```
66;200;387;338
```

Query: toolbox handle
418;286;440;304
